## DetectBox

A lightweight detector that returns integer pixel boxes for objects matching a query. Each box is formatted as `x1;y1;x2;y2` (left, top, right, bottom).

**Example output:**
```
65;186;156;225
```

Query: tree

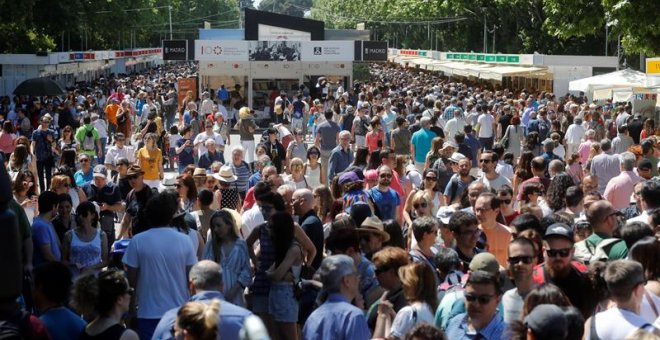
258;0;312;17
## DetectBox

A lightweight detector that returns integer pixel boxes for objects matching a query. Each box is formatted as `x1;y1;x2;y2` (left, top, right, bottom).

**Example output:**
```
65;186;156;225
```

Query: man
247;156;272;190
476;151;511;192
627;113;643;144
368;165;400;222
113;157;132;200
604;152;642;210
327;131;354;184
564;117;586;160
217;84;229;104
104;132;135;172
243;165;278;210
31;191;61;266
290;93;306;131
562;186;584;220
590;139;621;194
475;193;513;267
33;262;86;340
492;143;513;181
628;180;660;224
477;108;495;151
152;260;252;340
409;216;441;286
31;114;57;192
521;97;535;128
357;216;390;261
293;188;324;269
378;148;405;206
462;127;481;170
82;165;123;250
640;138;659;177
502;237;537;324
286;129;307;163
449;211;483;272
532;223;592;318
411;117;437;173
104;98;120;137
316;109;341;170
194;119;225;160
352;103;371;147
548;159;565;179
444;109;465;146
582;174;599;194
635;158;654;181
586;260;660;339
390;116;411;156
123;191;197;339
445;270;506;340
302;255;371;340
197;139;224;170
75;115;103;165
577;129;596;165
444;157;474;206
235;107;257;167
541;139;560;163
612;125;634;154
241;180;279;238
575;200;628;264
516;157;550;202
119;165;157;237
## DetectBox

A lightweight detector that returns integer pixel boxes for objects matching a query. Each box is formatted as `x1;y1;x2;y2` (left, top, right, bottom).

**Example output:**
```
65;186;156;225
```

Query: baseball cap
442;141;458;150
436;206;455;225
469;252;499;275
93;164;108;178
524;304;568;339
544;223;574;242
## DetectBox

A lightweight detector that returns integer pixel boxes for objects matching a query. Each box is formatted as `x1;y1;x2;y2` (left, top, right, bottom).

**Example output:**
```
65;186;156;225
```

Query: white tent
568;69;646;94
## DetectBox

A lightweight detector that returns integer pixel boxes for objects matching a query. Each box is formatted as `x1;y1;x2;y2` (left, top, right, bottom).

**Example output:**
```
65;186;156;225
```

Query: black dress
80;324;126;340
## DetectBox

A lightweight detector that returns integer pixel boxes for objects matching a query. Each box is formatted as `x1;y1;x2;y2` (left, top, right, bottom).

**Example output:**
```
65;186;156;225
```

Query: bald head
293;188;314;215
189;260;223;292
262;165;277;178
586;200;617;233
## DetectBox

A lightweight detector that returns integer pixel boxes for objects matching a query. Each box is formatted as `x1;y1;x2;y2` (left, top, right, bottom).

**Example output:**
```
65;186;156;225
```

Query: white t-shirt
590;307;657;340
241;205;264;239
477;113;494;138
122;227;197;318
502;288;525;324
193;131;225;156
495;161;514;181
445;118;466;143
565;124;586;145
104;145;136;166
169;134;182;151
477;174;512;192
390;302;434;338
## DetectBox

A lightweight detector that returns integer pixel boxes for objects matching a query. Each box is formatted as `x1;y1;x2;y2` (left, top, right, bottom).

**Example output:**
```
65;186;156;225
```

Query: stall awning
432;61;549;81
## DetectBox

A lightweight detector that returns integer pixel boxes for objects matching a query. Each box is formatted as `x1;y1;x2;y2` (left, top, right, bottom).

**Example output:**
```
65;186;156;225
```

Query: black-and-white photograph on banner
249;41;301;61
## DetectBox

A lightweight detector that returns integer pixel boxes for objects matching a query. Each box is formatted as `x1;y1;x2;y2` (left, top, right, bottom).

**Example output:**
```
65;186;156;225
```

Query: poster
177;78;198;108
300;41;354;61
249;41;301;61
195;40;249;61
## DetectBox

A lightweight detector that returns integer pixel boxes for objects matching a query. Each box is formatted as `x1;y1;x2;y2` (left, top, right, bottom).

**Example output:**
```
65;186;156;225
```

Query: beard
546;260;571;278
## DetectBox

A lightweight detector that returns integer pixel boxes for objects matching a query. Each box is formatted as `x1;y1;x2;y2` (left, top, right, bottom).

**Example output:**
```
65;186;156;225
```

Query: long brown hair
399;262;438;310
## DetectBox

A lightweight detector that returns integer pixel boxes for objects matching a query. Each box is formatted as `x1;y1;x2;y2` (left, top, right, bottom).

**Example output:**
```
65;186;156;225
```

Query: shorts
268;283;298;323
241;140;256;164
252;293;269;315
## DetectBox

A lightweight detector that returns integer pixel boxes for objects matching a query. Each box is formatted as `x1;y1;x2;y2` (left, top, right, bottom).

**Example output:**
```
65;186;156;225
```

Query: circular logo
213;46;222;55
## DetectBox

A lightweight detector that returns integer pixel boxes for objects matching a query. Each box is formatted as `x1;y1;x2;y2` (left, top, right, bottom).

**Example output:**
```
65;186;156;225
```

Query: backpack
532;262;588;285
82;128;96;151
574;238;622;265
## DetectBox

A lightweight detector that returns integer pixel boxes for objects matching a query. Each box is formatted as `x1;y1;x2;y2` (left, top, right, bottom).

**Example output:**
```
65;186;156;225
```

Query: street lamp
462;7;487;53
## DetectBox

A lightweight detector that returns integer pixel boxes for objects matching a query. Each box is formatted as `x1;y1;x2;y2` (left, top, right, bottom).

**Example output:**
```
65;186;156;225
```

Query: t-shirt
316;120;340;151
31;128;56;160
39;307;86;340
390;302;434;338
125;186;156;236
480;223;513;267
75;125;100;155
391;128;411;155
443;175;472;204
477;113;495;138
32;216;61;266
590;307;657;340
477;174;512;192
368;187;400;221
81;182;122;217
238;118;256;141
137;147;162;181
411;128;437;163
502;288;527;324
104;103;119;125
176;138;195;167
122;227;197;318
74;169;94;187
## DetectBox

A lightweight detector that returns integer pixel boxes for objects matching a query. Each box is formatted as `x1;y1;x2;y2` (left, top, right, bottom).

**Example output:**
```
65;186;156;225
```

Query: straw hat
358;216;390;242
212;165;237;183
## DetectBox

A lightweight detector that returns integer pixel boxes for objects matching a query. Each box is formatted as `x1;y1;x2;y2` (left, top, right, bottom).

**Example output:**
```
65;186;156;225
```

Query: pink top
577;140;594;166
0;133;16;154
365;130;384;153
603;171;642;210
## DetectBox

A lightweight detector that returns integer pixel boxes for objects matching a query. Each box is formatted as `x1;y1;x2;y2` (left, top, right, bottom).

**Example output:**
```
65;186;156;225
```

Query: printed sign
361;41;388;61
195;40;249;61
300;41;354;61
162;40;188;60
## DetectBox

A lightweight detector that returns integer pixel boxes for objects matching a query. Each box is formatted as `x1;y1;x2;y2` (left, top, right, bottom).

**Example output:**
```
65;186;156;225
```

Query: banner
300;41;354;61
361;41;388;61
177;78;198;109
163;40;188;61
195;40;249;61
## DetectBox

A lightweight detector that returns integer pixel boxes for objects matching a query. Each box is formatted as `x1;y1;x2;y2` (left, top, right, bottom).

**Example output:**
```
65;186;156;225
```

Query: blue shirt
74;169;93;187
521;107;535;127
327;146;353;184
368;187;400;220
151;291;252;340
464;134;481;167
31;128;56;160
197;151;224;169
445;312;505;340
357;255;380;301
247;172;261;190
32;216;61;266
176;138;195;168
40;307;86;340
302;293;371;340
411;128;437;163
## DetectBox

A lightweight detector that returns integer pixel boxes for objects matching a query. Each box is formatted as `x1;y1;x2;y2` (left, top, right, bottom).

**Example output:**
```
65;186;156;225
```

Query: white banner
258;24;312;41
195;40;249;61
300;41;354;61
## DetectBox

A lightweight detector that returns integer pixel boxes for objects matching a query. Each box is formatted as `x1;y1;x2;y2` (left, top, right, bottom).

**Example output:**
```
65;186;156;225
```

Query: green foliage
258;0;312;17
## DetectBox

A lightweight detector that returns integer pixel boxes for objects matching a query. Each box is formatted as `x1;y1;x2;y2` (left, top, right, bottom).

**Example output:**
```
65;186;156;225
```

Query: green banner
507;56;520;63
496;55;507;62
476;54;485;61
485;55;496;62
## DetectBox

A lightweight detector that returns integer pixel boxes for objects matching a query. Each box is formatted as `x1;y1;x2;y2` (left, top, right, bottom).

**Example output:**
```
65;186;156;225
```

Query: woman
585;142;602;172
202;210;252;307
59;148;77;169
62;201;108;278
641;118;655;141
404;169;441;221
512;151;534;198
424;137;444;171
374;262;437;339
366;117;384;154
0;120;16;159
229;147;251;199
266;211;302;340
629;237;660;324
9;144;36;181
313;185;334;224
565;153;583;184
341;176;370;213
498;185;520;225
137;132;163;188
214;165;242;211
502;116;524;159
402;191;433;248
173;300;221;340
352;147;370;171
304;146;325;187
522;283;572;318
285;157;308;189
519;182;543;212
13;170;38;223
52;193;76;244
255;143;268;159
545;173;575;212
50;173;87;210
58;125;78;152
176;174;198;213
525;131;542;156
74;270;139;339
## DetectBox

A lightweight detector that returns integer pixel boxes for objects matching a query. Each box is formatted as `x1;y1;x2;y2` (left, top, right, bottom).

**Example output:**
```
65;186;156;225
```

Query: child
167;125;181;172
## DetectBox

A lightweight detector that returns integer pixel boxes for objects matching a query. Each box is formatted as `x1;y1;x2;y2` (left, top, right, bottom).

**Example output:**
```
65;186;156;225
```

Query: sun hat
213;165;237;183
358;216;391;242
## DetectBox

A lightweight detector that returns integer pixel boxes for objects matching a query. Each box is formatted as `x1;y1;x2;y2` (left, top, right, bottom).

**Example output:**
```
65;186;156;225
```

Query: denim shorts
268;283;299;323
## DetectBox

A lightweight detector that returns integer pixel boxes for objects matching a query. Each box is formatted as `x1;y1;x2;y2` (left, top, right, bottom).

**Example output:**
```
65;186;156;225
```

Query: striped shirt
202;238;253;307
230;161;252;193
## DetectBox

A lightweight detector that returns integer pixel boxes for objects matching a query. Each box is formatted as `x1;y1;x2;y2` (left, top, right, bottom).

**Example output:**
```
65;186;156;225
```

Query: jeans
36;158;54;193
97;137;107;165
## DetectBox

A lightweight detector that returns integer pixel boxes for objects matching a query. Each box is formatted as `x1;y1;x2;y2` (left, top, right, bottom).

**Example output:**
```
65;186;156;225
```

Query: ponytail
175;299;221;340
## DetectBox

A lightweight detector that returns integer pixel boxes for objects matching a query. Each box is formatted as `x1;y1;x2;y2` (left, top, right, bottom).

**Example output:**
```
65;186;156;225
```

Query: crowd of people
0;60;659;340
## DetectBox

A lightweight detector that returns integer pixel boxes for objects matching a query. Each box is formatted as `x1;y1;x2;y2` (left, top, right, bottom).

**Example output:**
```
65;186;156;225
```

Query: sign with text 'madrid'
300;41;354;61
162;40;188;60
195;40;249;61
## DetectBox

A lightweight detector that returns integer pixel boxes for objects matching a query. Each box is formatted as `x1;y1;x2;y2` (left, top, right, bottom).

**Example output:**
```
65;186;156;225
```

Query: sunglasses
507;256;534;265
546;248;571;258
464;293;496;305
500;199;512;205
80;159;90;163
380;173;392;178
425;176;437;181
479;159;493;163
413;202;428;209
